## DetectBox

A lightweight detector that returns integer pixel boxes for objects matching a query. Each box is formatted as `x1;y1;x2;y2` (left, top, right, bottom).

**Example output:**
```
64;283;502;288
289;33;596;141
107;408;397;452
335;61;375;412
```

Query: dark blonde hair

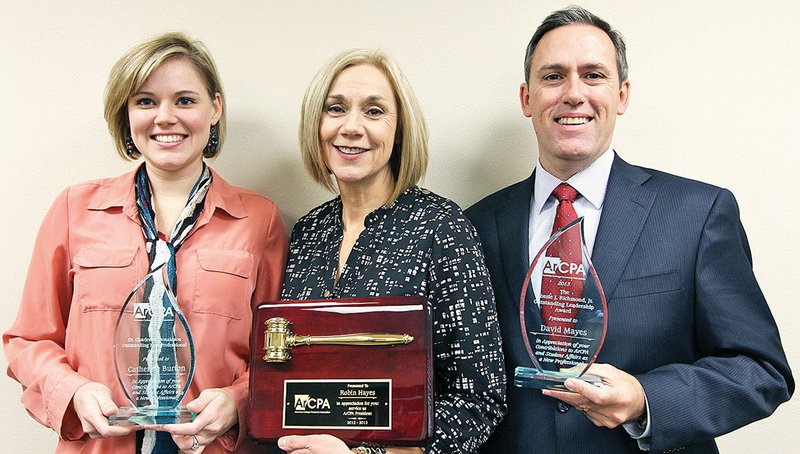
299;49;428;203
104;32;226;160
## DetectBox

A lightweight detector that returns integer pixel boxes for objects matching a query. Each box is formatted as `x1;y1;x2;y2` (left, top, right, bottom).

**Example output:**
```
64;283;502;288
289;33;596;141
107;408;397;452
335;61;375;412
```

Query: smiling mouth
556;117;591;125
336;146;368;155
152;134;187;143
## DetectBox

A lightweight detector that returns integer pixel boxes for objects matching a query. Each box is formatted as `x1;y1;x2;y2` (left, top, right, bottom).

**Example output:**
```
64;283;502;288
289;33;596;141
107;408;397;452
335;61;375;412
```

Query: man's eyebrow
536;62;612;73
580;62;612;72
538;64;566;73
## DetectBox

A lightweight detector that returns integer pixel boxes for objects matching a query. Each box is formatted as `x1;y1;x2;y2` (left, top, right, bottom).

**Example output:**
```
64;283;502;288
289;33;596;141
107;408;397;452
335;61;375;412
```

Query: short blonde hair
104;32;226;160
299;49;428;203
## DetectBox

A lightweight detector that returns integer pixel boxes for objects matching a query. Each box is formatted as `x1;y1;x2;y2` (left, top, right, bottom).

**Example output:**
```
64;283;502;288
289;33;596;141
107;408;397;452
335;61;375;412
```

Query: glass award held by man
110;264;195;425
515;217;607;391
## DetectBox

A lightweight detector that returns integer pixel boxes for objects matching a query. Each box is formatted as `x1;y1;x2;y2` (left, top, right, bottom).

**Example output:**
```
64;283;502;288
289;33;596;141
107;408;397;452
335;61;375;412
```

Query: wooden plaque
248;297;434;446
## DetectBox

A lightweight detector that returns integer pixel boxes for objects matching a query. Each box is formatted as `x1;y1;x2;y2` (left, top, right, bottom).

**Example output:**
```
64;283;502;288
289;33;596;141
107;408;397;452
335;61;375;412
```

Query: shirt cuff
622;390;651;451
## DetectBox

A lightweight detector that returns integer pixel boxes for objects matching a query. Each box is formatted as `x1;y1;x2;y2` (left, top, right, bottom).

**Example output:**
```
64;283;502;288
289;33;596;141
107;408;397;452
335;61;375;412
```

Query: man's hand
542;363;646;428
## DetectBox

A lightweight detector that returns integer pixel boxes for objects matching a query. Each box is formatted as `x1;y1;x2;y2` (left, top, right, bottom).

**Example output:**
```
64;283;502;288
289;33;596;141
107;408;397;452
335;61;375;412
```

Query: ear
211;92;223;124
520;83;533;118
617;79;631;115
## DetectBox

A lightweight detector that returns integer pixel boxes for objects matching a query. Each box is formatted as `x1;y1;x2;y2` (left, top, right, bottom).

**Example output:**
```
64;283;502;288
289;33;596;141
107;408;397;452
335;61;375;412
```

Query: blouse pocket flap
74;244;138;268
196;249;254;278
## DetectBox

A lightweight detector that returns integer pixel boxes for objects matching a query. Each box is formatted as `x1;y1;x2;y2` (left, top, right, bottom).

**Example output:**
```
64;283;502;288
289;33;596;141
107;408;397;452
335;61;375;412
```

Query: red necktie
540;183;583;353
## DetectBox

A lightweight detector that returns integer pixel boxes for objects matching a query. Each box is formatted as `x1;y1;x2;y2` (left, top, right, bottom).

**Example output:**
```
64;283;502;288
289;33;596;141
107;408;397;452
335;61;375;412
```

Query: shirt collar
204;168;248;219
87;165;248;220
86;168;138;218
533;148;614;214
364;186;419;227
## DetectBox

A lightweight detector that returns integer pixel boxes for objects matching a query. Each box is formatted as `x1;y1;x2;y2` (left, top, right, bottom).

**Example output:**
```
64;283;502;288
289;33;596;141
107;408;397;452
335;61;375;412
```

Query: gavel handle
262;316;414;362
290;333;414;346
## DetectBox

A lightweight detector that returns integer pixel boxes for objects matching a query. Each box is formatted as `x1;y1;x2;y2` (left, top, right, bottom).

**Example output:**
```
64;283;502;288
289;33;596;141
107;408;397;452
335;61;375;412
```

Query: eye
365;107;385;117
325;104;346;115
134;97;155;106
176;96;196;106
543;73;563;82
585;72;605;80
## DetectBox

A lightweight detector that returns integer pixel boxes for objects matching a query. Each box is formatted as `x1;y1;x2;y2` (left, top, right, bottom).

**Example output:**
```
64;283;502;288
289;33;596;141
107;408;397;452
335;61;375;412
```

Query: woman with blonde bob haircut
298;48;428;203
105;32;228;160
279;49;506;454
4;32;287;454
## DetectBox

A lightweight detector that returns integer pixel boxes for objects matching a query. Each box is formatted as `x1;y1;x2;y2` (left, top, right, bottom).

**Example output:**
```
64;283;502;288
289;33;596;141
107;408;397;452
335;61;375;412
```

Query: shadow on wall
218;115;538;231
210;118;331;231
428;116;537;210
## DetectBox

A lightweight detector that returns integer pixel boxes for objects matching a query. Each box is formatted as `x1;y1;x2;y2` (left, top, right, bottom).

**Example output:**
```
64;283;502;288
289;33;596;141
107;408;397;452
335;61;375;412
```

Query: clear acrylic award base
514;366;603;391
108;405;195;426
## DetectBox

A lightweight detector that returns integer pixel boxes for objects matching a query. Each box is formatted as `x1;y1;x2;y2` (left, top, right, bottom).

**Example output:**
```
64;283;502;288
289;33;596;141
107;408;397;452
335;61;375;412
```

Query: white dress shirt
527;148;652;450
527;147;613;264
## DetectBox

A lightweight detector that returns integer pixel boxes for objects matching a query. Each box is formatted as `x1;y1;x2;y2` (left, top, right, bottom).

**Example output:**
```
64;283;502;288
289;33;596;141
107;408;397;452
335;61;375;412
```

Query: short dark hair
524;5;628;84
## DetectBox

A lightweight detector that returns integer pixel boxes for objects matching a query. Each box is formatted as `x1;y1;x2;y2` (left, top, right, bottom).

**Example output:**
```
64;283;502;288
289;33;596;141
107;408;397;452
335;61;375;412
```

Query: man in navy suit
465;6;793;453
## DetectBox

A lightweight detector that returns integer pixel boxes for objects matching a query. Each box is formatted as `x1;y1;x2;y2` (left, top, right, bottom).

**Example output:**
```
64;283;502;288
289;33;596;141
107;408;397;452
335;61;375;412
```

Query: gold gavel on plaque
263;317;415;363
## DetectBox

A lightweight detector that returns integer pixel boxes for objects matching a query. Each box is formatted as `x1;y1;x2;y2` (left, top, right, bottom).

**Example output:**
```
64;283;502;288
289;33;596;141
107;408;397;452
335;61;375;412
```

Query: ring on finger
191;435;200;450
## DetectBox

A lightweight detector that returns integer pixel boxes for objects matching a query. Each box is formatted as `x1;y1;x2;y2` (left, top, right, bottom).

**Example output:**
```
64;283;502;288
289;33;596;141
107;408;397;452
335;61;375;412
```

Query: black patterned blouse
281;186;506;453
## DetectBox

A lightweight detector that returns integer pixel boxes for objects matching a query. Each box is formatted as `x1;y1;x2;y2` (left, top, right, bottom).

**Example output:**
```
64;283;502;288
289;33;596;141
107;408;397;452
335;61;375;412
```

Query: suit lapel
495;173;537;310
492;155;654;319
593;154;656;299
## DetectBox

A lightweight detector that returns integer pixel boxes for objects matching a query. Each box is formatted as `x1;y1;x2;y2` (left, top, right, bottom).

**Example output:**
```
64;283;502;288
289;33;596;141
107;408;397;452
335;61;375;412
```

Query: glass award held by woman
111;264;195;426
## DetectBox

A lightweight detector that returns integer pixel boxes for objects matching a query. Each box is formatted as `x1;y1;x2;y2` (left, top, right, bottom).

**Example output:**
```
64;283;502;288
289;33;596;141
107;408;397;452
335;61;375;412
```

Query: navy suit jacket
465;154;793;453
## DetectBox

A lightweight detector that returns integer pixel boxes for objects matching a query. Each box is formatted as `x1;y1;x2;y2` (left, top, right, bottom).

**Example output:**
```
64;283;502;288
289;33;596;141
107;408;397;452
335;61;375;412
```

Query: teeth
337;146;367;155
153;134;185;143
557;117;589;125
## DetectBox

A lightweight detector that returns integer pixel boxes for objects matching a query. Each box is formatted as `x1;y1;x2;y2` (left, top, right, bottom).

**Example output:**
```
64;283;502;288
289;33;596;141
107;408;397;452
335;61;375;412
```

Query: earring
125;135;138;157
205;126;219;157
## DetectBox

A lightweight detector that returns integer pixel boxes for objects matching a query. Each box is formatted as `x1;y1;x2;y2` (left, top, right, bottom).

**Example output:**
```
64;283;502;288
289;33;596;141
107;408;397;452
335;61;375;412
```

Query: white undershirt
527;147;614;264
527;148;652;449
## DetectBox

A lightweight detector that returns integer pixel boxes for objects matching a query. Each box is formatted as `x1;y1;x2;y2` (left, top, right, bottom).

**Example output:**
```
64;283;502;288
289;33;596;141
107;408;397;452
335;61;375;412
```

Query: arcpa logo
542;256;585;277
133;303;175;320
294;394;331;411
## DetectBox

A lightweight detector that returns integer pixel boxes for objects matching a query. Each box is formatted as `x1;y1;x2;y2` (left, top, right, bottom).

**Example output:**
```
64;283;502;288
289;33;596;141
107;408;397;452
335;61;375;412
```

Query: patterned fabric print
134;163;211;454
541;183;583;351
282;186;506;454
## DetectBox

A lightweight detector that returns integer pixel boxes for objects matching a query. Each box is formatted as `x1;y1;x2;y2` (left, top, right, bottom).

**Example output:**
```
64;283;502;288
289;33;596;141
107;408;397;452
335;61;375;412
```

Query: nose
340;110;364;136
562;75;586;106
154;103;177;125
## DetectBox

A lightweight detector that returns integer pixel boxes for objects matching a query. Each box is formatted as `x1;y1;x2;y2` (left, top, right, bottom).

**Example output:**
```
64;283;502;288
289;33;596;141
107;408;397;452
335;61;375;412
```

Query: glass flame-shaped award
109;264;195;425
515;217;607;391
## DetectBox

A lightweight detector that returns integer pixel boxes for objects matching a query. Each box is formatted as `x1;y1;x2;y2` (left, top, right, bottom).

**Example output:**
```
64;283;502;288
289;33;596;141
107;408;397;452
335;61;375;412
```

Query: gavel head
264;317;292;362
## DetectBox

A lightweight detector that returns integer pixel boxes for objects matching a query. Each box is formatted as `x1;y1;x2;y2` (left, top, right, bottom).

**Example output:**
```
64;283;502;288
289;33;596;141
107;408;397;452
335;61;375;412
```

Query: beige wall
1;1;797;451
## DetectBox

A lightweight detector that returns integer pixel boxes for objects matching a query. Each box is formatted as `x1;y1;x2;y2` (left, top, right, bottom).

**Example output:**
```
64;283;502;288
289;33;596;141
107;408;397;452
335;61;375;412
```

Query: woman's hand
157;388;238;453
277;434;424;454
277;434;352;454
72;382;136;439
